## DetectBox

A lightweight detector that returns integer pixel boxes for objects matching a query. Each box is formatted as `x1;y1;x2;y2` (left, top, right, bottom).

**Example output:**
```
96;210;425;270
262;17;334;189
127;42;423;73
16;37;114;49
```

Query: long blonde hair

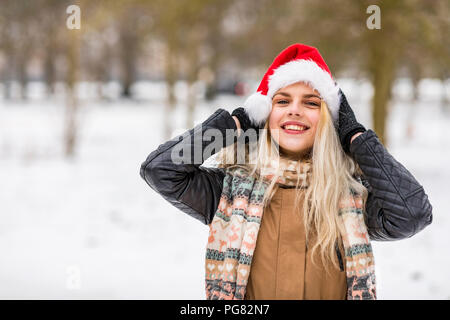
215;101;367;274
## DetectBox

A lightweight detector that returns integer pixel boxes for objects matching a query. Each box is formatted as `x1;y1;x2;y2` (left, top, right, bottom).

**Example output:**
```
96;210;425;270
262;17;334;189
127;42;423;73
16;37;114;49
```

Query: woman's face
268;81;322;159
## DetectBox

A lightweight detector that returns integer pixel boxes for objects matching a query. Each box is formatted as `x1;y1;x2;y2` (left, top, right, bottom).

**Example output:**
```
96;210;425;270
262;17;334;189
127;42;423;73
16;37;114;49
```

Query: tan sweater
244;186;347;300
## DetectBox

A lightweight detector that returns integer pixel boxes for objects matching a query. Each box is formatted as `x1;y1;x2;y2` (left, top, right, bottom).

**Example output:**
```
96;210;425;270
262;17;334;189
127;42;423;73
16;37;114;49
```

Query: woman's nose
287;100;303;116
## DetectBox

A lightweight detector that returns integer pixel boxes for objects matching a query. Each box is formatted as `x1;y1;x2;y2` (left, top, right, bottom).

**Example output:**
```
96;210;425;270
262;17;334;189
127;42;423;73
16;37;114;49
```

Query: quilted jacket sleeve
350;130;433;241
140;108;238;225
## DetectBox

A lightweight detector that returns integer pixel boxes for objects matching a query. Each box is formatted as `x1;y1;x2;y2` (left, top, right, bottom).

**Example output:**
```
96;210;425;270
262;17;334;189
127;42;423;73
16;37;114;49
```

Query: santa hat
244;43;341;126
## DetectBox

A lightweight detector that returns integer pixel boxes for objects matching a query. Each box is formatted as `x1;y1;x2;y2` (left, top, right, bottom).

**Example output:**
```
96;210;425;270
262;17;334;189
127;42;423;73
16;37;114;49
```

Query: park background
0;0;449;299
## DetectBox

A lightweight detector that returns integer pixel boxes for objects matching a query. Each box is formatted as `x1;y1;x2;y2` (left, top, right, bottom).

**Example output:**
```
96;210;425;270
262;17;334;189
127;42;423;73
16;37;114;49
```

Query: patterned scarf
205;157;376;300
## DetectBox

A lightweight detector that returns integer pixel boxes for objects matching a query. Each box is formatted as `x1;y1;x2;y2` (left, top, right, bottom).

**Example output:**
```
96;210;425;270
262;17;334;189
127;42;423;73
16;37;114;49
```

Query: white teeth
284;124;306;131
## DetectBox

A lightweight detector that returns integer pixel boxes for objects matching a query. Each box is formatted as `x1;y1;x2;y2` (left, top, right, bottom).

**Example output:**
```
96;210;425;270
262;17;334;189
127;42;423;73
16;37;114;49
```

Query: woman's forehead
275;81;320;95
274;83;321;98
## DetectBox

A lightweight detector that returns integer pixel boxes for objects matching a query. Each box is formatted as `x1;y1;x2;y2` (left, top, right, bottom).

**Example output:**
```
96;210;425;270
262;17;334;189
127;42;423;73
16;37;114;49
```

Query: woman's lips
280;124;309;135
282;127;308;135
280;122;310;135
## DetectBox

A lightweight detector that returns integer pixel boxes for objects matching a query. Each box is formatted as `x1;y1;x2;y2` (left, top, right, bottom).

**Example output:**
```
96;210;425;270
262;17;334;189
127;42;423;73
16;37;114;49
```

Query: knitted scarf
205;157;376;300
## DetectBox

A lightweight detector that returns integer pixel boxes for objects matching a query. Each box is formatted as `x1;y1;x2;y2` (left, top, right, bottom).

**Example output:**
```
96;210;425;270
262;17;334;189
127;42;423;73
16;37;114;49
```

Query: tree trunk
2;46;16;100
405;66;421;140
44;43;56;97
371;60;395;146
118;13;138;99
186;40;200;130
121;51;135;98
440;73;449;114
64;30;80;158
17;56;28;100
164;40;178;140
2;53;13;100
368;36;398;146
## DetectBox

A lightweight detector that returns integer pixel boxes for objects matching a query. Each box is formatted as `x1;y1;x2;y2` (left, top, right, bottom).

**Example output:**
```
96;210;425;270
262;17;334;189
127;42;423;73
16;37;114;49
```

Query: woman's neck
280;149;312;162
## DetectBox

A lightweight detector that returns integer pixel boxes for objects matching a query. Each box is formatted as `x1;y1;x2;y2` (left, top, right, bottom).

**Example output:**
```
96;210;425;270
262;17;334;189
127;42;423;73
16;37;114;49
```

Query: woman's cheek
269;108;283;125
306;111;320;145
268;109;283;138
307;108;320;122
308;111;320;131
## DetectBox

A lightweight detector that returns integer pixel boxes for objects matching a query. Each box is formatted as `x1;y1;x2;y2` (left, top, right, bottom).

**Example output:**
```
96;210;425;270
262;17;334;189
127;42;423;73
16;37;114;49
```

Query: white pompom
243;92;272;126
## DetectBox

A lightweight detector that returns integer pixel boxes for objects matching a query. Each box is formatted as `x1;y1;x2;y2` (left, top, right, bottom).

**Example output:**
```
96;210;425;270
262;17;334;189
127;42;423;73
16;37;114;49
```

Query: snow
0;79;449;299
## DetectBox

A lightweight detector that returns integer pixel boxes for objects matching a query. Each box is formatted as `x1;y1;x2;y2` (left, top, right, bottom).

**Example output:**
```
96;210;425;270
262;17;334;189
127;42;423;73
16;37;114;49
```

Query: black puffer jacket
140;108;433;241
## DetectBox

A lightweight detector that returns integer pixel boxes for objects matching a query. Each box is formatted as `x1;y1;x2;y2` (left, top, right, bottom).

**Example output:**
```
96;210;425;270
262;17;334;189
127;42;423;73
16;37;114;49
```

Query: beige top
244;186;347;300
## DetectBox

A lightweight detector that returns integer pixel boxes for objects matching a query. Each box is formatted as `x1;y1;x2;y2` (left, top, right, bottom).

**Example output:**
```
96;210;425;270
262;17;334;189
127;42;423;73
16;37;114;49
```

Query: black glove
231;107;263;139
337;89;366;153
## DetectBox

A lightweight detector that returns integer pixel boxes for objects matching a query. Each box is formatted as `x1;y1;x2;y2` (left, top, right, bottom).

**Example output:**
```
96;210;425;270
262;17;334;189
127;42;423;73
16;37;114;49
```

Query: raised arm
350;130;433;241
140;108;238;225
337;89;432;241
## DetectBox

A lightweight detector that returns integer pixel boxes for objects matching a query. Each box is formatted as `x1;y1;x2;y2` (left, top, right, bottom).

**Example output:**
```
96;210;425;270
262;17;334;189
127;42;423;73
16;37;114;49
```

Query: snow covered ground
0;79;449;299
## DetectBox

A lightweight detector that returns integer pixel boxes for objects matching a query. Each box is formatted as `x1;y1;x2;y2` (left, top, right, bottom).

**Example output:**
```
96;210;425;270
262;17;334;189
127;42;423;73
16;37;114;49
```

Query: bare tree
64;27;81;158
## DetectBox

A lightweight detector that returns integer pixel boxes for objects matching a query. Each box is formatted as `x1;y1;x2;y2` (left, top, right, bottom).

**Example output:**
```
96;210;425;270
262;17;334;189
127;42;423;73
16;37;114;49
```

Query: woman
140;43;432;300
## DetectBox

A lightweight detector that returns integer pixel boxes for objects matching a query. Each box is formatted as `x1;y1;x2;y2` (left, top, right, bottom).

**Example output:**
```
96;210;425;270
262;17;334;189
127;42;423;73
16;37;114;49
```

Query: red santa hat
244;43;341;126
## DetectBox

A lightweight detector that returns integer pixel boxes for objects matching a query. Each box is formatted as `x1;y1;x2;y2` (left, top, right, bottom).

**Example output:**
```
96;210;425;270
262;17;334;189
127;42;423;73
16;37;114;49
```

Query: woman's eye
306;101;320;107
277;100;289;104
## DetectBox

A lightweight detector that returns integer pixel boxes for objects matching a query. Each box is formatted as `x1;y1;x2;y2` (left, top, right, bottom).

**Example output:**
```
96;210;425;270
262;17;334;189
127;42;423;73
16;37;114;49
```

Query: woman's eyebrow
273;92;321;99
273;92;290;97
303;94;321;99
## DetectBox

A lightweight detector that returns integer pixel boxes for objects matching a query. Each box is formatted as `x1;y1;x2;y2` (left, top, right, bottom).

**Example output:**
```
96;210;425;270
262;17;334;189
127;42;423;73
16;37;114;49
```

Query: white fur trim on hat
243;91;272;127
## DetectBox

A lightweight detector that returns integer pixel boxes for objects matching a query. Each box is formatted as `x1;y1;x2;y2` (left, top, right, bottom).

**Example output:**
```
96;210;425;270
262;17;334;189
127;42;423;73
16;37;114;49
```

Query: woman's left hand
336;89;366;153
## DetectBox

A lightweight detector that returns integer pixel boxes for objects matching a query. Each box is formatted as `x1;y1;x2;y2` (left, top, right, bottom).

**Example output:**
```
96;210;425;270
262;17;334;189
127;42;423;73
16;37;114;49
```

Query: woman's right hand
231;107;263;139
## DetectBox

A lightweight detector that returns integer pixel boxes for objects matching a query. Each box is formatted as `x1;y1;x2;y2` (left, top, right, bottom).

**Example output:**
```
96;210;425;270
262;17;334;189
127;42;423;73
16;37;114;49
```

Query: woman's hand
232;115;242;137
232;115;241;130
231;107;262;138
337;89;366;153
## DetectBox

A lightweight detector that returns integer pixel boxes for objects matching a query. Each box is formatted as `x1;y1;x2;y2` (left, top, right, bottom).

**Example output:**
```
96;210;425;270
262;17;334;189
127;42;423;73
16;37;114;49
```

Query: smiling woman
210;71;372;300
269;82;322;159
140;43;433;301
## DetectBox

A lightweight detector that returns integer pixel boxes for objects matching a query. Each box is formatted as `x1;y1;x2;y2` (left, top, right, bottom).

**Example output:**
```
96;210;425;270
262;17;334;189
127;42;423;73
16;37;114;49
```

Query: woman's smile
280;120;310;135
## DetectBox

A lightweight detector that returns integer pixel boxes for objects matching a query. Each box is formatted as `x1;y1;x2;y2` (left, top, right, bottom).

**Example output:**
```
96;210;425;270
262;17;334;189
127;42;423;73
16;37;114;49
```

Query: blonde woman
140;44;432;300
